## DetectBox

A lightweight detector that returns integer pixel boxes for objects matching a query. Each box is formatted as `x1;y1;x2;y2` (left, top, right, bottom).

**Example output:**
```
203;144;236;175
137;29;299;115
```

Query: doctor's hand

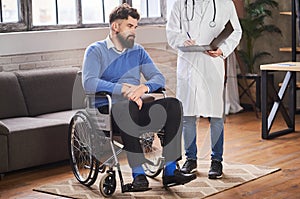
206;48;223;58
184;39;196;46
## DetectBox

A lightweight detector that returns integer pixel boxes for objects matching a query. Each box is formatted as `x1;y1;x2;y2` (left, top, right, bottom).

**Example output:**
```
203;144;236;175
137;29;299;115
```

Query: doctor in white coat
166;0;242;179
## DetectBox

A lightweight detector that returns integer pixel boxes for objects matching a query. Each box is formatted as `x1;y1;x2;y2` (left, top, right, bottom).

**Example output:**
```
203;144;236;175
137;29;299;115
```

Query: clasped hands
184;39;223;57
121;83;148;110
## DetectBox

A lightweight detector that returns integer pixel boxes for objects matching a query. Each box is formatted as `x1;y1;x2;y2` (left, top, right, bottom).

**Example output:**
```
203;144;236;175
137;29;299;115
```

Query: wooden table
260;62;299;139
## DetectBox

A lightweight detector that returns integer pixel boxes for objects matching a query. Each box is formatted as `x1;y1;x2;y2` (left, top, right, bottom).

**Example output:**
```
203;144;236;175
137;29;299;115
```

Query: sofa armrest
0;121;9;135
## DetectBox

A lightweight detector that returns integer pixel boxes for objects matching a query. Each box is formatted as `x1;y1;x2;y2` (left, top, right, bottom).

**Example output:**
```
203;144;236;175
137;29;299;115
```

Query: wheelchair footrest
122;183;152;193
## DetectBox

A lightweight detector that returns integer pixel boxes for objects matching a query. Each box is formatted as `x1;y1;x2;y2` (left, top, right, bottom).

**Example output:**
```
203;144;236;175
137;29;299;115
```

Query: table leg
261;71;296;139
289;72;296;132
261;70;268;139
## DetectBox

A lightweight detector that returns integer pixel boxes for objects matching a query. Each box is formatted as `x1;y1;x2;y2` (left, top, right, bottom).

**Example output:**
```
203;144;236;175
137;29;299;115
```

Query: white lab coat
166;0;242;117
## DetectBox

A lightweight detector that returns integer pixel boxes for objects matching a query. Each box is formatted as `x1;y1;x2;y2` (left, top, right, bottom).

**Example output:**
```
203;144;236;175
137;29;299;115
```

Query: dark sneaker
132;174;149;190
180;159;197;174
208;160;223;179
163;169;196;187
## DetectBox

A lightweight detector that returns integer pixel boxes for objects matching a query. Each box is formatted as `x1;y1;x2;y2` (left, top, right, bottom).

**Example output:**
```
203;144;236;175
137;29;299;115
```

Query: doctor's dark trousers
98;97;183;168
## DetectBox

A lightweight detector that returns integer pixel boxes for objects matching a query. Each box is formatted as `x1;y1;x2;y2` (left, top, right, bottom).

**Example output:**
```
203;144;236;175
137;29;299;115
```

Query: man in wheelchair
81;3;196;190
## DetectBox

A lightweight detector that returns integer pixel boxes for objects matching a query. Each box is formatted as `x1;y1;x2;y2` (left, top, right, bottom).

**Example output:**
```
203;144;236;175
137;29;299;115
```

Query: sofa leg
0;173;4;180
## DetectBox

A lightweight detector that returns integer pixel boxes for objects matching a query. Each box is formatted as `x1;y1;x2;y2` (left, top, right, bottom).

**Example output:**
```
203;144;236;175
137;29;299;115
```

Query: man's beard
117;32;135;49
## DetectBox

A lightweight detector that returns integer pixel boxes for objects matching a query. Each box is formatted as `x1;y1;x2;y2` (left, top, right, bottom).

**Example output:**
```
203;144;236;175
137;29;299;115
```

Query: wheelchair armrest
95;91;112;97
86;91;112;98
141;87;166;103
86;87;164;97
86;87;165;108
141;95;155;103
152;87;166;94
150;87;167;99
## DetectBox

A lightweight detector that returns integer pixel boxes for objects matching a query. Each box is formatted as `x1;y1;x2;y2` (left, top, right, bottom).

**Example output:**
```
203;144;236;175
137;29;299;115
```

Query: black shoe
163;169;196;187
208;160;223;179
180;159;197;174
132;174;149;190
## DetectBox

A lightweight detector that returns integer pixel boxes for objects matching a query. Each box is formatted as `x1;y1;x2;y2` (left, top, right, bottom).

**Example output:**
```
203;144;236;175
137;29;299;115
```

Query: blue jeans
183;116;224;162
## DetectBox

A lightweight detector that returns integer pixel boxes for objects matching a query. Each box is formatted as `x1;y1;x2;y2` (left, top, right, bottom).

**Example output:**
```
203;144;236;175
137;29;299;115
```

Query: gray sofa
0;67;85;175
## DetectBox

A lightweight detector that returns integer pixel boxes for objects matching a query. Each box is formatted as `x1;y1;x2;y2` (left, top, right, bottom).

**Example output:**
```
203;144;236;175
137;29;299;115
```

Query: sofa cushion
0;72;28;119
5;119;69;172
0;121;9;134
0;117;67;133
0;117;69;173
36;109;82;124
15;67;80;116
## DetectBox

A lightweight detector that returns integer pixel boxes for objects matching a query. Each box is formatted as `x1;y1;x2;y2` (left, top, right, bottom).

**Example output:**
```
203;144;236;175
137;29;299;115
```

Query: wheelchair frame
68;90;167;197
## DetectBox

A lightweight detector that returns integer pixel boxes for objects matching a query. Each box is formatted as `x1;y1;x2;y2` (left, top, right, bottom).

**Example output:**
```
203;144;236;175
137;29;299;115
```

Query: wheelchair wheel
140;132;164;178
99;172;116;197
69;111;99;186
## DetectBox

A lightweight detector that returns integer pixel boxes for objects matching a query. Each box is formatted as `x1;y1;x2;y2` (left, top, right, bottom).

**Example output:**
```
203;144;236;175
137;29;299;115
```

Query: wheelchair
68;89;167;197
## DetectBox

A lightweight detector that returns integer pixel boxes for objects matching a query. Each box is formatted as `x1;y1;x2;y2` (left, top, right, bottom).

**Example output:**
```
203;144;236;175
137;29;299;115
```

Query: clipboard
178;20;234;52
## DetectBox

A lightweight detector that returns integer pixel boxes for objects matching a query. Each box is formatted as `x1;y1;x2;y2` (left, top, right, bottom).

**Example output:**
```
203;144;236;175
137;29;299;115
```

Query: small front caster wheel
99;173;116;197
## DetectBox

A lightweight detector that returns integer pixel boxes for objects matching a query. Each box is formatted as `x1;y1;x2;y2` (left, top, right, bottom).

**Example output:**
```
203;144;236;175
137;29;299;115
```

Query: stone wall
0;49;84;72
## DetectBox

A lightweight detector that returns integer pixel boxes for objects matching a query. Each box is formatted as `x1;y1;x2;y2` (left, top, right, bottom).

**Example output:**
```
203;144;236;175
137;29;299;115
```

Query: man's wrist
143;84;150;93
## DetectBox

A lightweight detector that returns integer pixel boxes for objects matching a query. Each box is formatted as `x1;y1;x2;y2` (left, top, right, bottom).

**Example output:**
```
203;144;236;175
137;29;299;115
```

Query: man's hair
109;3;140;24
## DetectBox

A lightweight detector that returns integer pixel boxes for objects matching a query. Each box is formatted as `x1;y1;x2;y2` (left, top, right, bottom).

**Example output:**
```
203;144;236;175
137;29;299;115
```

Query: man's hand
134;98;143;110
121;83;148;110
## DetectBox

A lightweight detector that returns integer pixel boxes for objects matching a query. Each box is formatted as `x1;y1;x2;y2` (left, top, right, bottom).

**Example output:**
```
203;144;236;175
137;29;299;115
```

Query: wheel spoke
69;111;99;186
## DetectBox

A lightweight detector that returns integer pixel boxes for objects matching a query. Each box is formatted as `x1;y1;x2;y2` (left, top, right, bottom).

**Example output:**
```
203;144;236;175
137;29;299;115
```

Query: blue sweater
82;38;165;107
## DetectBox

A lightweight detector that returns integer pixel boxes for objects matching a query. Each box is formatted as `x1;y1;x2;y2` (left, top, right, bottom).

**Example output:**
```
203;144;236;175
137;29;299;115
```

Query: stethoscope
185;0;216;28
